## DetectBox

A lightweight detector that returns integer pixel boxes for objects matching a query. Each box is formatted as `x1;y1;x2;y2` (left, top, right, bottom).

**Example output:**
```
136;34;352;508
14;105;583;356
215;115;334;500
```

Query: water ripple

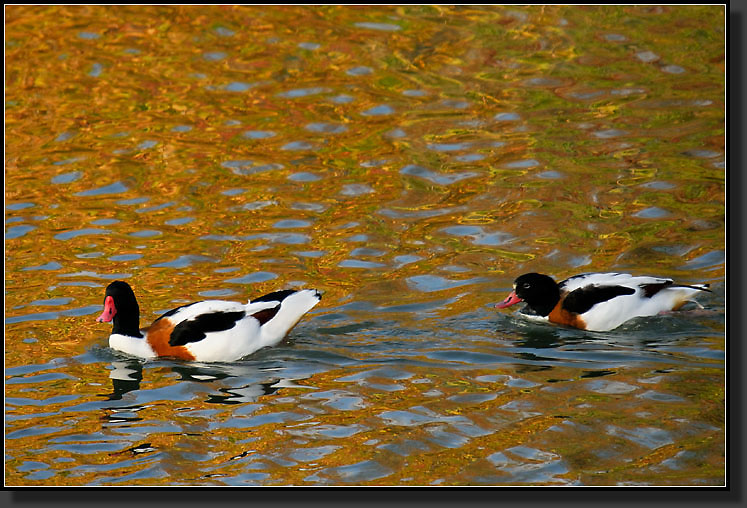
74;182;128;197
400;165;477;185
54;228;111;241
225;272;278;284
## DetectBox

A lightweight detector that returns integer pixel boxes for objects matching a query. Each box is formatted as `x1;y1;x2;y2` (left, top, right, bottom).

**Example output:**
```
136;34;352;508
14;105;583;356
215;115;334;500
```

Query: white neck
109;334;157;359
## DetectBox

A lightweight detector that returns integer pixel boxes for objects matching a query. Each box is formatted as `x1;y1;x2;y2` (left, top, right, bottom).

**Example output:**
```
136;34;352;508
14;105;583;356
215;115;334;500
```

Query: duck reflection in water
107;361;143;401
104;360;297;404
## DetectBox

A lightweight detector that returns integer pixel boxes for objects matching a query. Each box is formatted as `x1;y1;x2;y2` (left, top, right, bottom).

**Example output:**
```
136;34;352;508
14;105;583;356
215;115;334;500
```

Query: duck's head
97;280;139;324
496;273;559;316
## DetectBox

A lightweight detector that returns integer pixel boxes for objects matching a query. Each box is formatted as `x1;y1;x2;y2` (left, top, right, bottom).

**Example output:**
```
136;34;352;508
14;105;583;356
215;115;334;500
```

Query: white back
559;273;671;294
183;291;319;361
157;299;276;323
561;275;706;331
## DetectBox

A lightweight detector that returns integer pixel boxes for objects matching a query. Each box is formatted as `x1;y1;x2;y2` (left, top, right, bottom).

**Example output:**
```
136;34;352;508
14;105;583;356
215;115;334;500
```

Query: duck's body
496;272;710;332
97;281;321;362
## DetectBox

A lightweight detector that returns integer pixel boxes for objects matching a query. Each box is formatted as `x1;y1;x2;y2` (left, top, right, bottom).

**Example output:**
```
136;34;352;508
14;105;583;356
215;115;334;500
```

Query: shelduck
96;280;321;362
496;272;710;332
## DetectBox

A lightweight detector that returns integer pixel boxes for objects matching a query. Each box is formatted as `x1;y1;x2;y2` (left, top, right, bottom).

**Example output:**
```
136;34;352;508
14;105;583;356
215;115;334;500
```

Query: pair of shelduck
97;272;710;362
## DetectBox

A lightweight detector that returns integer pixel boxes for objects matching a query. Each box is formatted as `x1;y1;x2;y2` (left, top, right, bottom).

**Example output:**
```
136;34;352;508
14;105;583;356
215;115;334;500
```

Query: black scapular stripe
252;289;296;304
562;285;635;314
169;311;246;347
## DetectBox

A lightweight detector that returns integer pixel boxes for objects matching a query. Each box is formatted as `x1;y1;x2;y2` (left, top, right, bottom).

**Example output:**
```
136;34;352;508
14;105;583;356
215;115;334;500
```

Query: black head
512;273;560;316
97;280;141;336
105;280;136;298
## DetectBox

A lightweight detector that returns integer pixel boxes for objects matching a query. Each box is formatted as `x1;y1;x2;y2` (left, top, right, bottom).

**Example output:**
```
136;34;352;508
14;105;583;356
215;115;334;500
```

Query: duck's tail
668;283;711;311
251;289;321;347
677;283;711;292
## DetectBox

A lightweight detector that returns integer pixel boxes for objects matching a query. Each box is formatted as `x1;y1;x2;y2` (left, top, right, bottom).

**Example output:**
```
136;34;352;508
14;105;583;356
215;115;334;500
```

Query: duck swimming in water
496;272;710;332
96;280;321;362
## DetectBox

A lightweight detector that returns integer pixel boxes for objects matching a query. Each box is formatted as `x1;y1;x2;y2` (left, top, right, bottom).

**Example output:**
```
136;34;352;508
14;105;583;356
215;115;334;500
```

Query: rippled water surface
5;5;725;486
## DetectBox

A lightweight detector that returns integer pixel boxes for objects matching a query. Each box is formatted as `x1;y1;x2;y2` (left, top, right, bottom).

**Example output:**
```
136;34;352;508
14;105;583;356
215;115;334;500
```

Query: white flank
184;315;264;362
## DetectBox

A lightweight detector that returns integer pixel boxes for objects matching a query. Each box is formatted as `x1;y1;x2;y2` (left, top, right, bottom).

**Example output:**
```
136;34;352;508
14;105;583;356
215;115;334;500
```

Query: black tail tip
692;283;711;293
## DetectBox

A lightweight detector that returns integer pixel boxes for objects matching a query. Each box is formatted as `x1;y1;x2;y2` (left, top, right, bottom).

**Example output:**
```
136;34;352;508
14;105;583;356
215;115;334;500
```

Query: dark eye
521;282;531;289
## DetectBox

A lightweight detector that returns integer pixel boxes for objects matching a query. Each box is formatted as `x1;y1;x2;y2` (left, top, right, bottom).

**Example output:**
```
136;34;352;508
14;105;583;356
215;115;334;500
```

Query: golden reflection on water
6;5;724;486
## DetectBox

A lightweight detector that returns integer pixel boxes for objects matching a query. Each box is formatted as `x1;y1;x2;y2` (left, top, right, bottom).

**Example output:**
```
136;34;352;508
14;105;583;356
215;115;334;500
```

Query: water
5;5;725;486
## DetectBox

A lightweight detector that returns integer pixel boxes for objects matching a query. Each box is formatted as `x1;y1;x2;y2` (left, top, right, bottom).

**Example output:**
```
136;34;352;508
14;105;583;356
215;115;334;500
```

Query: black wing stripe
169;310;246;347
675;283;712;293
641;281;712;298
640;281;673;298
251;305;280;326
562;285;635;314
